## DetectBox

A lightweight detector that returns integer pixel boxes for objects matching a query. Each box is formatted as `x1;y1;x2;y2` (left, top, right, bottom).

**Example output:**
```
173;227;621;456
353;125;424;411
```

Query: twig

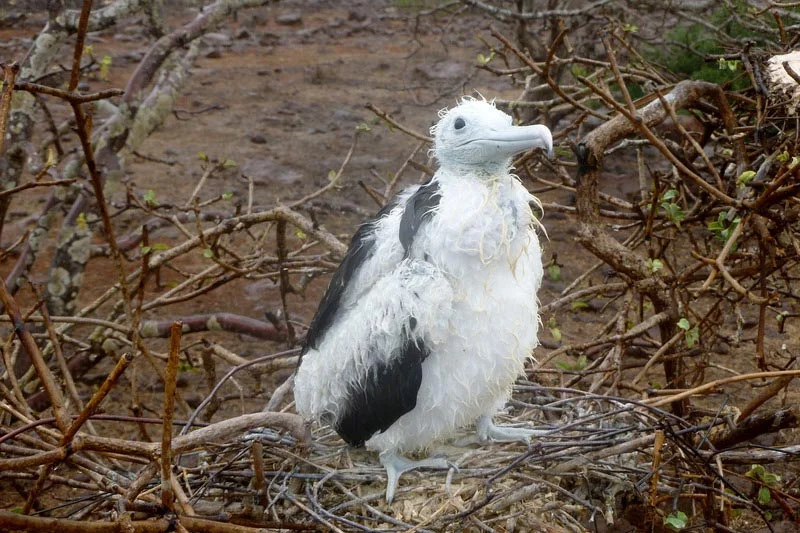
161;322;182;509
13;82;124;104
0;278;69;432
645;370;800;408
0;178;77;199
366;103;432;142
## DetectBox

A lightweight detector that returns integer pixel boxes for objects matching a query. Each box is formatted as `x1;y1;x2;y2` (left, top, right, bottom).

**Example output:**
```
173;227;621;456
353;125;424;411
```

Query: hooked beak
463;124;553;159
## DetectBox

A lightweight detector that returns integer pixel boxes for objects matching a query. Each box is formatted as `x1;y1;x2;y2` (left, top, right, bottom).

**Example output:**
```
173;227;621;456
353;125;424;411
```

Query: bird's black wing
399;180;441;254
333;181;442;446
303;197;401;352
335;320;426;447
303;180;441;352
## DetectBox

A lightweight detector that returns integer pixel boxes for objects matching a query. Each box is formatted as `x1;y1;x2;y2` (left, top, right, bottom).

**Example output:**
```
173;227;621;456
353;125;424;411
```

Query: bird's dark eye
454;117;466;130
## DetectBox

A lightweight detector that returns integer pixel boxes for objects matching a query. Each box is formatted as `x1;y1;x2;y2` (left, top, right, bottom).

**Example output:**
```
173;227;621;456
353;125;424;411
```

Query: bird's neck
435;164;516;187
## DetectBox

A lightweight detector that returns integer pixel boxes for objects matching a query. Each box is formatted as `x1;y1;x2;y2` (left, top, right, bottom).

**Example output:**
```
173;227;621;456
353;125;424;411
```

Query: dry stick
493;28;608;121
15;82;123;104
276;220;296;346
649;430;665;508
550;433;657;474
0;278;69;432
0;62;20;157
0;178;77;199
385;140;427;199
0;61;20;242
536;310;670;369
251;440;266;507
131;226;150;440
68;0;94;92
184;160;221;207
66;4;133;324
181;348;301;434
602;35;636;116
738;375;796;422
645;370;800;408
0;340;31;418
365;103;432;142
655;91;724;190
33;288;86;424
0;510;314;533
23;355;133;508
71;98;134;321
161;322;182;510
70;207;348;325
700;216;768;304
288;132;360;208
631;329;684;386
64;353;133;442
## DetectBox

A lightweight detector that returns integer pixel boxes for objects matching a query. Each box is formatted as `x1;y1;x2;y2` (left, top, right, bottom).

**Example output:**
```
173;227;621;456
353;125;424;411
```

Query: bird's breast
420;174;537;273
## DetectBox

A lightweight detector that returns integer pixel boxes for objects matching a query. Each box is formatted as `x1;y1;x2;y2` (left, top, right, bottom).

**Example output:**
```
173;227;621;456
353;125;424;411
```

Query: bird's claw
380;452;455;504
473;415;546;446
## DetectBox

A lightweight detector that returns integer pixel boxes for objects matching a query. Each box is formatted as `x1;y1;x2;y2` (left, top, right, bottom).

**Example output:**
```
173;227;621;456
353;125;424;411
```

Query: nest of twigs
3;371;795;533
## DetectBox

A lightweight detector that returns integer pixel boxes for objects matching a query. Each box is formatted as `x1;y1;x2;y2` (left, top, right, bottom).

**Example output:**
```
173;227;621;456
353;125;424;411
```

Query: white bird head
431;97;552;173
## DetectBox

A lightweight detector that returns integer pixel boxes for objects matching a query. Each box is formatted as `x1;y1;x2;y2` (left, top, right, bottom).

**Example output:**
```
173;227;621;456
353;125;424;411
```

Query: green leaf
99;55;112;80
677;318;691;330
222;191;233;200
570;300;590;311
685;326;699;348
747;464;766;479
661;189;678;202
758;486;771;505
203;249;214;259
717;58;740;71
295;228;307;240
222;159;237;168
327;169;337;182
647;258;663;273
152;243;170;251
547;264;561;282
664;510;688;531
356;122;372;133
143;190;157;205
570;64;588;78
622;23;638;33
140;245;151;255
661;202;686;227
555;355;586;371
776;150;790;163
737;170;756;186
198;151;208;162
789;156;800;171
550;327;562;343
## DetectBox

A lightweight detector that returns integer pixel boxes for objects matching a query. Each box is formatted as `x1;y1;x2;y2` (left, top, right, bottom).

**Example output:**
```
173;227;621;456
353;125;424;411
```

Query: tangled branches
0;0;799;532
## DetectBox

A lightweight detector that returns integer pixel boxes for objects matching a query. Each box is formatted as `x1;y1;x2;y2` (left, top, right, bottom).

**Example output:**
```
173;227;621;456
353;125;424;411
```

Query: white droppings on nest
767;51;800;114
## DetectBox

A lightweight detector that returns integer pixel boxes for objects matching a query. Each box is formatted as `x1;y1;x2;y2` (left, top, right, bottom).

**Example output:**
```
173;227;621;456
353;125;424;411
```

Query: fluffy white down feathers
294;97;548;455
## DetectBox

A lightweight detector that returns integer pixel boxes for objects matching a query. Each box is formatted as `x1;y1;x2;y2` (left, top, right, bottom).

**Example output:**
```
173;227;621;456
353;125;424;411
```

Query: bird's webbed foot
458;415;546;446
379;451;454;504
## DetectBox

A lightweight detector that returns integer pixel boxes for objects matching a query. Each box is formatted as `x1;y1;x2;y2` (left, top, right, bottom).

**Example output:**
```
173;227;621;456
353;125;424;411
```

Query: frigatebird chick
294;97;552;503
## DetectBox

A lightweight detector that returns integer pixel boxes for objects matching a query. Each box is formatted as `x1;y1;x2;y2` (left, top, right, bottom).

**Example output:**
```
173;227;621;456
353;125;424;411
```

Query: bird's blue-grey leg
475;414;547;444
379;451;452;504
